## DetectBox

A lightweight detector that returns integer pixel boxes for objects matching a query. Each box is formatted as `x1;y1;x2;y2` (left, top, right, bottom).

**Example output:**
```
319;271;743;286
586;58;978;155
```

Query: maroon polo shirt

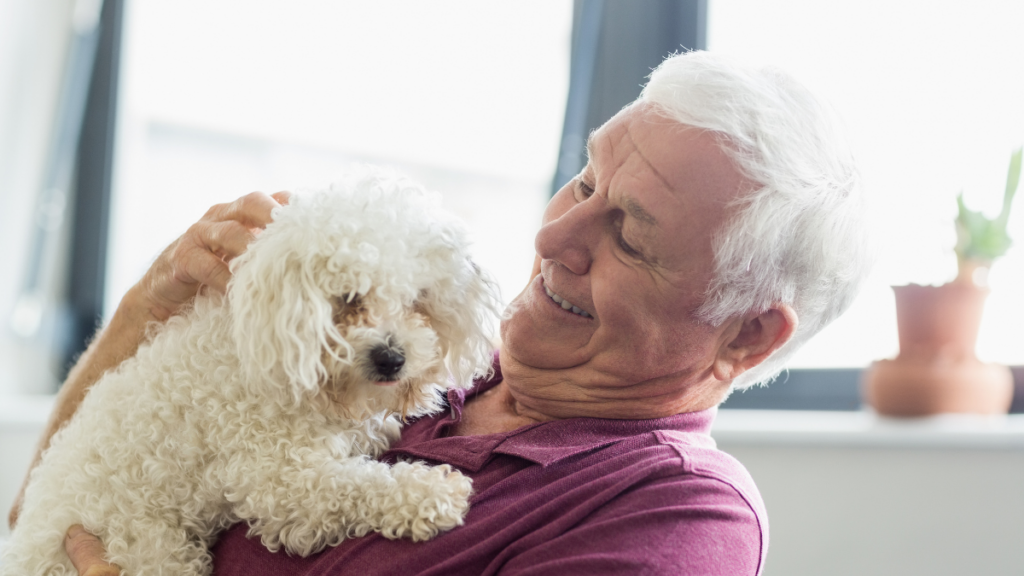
212;357;768;575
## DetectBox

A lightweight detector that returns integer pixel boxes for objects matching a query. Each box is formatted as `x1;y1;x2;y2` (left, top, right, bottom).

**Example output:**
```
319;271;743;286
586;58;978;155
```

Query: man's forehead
584;114;669;228
593;108;746;207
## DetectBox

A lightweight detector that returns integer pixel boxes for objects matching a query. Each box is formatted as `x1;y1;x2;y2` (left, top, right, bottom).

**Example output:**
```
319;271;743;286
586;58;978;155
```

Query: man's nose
535;199;597;276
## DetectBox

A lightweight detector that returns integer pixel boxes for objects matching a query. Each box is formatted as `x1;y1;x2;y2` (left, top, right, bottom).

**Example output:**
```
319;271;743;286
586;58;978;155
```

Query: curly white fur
2;168;500;576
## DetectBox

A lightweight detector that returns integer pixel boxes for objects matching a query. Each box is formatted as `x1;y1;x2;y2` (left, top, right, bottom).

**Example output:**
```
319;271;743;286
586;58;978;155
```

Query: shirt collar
492;409;717;467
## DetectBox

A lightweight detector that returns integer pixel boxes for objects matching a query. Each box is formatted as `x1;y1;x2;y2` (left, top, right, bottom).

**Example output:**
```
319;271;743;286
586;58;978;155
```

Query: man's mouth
544;285;592;318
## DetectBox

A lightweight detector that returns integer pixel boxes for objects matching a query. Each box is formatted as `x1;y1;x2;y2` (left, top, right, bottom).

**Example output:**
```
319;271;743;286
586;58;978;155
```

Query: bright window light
107;0;572;322
709;0;1024;368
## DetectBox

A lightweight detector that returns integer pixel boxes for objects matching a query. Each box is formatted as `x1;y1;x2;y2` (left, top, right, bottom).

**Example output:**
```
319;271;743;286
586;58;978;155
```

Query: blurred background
1;1;1023;574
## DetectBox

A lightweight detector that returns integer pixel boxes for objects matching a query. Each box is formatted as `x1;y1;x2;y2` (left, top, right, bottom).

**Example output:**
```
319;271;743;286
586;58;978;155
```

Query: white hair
639;51;873;389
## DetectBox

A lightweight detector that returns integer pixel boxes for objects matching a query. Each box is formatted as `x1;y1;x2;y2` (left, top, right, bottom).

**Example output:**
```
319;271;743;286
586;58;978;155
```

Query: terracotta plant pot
862;283;1013;416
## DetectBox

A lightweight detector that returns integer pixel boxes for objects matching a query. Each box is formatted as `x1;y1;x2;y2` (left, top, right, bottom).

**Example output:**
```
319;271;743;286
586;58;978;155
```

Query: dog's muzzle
370;343;405;380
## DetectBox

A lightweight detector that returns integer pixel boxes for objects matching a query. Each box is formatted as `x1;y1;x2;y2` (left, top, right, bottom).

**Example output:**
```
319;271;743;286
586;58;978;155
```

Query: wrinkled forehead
588;105;748;210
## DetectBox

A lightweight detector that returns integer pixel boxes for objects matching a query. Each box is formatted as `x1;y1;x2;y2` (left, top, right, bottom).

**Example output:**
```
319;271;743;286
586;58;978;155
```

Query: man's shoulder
516;426;768;576
649;427;768;565
551;421;767;527
652;428;764;509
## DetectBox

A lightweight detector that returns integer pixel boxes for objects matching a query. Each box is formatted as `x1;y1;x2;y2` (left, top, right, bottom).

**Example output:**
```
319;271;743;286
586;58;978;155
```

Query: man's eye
616;221;644;259
618;236;641;257
574;178;595;200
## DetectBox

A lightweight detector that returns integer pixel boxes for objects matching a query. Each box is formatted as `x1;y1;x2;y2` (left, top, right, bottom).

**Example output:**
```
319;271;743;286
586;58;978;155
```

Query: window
107;0;572;318
709;0;1024;370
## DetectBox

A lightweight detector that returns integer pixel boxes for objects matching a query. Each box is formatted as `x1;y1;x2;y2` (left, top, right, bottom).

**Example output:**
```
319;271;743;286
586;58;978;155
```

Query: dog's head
228;169;500;419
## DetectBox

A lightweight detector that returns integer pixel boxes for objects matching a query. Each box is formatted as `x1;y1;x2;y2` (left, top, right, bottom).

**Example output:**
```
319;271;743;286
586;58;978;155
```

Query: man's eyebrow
625;199;657;226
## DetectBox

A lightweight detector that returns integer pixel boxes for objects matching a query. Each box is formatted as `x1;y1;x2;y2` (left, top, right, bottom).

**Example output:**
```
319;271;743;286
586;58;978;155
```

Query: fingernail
67;524;84;539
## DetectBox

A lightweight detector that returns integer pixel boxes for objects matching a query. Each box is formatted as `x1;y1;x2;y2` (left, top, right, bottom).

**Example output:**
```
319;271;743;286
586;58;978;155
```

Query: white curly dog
2;169;500;576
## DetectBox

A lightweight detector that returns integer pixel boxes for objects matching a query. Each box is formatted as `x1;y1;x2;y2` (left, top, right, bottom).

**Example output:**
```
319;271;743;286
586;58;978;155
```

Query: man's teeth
544;286;592;318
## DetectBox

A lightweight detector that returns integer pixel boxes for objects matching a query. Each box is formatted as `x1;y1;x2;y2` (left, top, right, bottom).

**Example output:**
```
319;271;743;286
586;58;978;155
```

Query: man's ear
713;305;798;382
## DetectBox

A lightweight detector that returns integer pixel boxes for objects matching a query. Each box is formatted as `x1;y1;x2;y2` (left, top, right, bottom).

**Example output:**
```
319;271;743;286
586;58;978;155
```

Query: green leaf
999;146;1022;226
955;148;1020;263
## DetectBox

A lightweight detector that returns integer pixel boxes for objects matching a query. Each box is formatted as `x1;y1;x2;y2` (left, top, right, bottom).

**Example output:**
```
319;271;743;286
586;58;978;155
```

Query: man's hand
136;191;290;322
65;525;120;576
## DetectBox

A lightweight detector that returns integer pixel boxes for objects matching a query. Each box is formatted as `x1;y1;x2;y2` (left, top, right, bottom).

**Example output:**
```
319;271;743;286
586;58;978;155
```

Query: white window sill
713;408;1024;449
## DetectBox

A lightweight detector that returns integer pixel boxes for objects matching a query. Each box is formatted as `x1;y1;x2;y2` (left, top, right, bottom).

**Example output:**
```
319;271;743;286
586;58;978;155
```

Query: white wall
714;411;1024;576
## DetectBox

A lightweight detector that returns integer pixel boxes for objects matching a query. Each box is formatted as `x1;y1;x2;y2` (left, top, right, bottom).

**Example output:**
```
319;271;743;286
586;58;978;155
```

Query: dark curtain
552;0;707;194
65;0;124;373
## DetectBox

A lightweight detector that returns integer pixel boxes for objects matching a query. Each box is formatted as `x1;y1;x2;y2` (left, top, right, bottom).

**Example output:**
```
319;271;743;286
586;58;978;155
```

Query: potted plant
863;148;1021;416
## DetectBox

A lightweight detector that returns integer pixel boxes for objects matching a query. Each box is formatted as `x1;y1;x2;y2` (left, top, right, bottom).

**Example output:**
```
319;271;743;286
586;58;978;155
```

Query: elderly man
15;51;869;575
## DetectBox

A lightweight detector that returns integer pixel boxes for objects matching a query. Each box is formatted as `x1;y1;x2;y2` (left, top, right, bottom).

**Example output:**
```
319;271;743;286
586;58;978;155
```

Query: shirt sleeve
495;473;764;576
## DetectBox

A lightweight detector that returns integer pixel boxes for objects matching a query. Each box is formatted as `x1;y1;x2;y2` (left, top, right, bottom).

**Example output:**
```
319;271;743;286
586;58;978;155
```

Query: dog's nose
370;345;405;378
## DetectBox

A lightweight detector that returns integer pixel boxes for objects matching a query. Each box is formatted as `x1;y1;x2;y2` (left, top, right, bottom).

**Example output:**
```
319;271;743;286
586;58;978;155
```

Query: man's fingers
205;191;283;229
189;220;257;261
130;190;286;322
177;247;233;295
141;244;231;319
65;525;120;576
271;190;292;206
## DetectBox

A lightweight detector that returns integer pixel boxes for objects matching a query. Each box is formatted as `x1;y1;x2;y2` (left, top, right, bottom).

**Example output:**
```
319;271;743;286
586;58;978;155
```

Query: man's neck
449;381;555;437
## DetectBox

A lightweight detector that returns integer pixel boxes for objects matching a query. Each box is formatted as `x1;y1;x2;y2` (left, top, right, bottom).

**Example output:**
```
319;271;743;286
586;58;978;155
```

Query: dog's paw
380;462;472;542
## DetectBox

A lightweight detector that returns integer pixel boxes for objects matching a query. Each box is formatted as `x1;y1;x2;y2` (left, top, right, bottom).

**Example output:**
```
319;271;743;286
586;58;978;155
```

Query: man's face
499;104;748;418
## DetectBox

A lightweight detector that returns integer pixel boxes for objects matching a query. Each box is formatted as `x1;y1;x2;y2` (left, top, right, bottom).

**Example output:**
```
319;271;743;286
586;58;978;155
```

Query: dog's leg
230;454;472;556
369;459;474;542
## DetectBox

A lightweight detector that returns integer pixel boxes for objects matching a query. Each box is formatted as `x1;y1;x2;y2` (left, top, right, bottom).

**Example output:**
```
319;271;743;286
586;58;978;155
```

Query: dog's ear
227;203;347;401
421;259;502;388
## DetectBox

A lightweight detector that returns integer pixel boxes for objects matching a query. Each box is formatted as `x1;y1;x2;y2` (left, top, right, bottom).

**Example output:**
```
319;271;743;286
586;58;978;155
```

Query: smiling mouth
544;285;592;318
